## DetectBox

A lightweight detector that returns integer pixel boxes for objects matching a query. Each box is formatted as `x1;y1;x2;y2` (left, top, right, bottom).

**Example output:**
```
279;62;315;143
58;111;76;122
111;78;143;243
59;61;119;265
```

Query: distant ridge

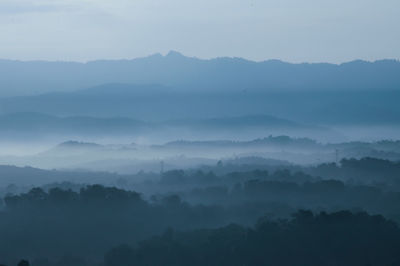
0;113;304;132
165;114;301;128
0;112;148;136
57;141;103;149
1;84;399;125
0;52;399;96
164;135;318;148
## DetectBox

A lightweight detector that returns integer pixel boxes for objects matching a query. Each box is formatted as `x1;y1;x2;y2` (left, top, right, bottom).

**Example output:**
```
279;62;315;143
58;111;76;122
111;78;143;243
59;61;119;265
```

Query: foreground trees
105;210;400;266
1;181;400;266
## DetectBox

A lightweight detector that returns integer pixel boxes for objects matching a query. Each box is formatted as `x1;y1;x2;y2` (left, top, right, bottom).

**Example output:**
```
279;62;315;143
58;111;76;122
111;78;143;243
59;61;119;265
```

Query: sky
0;0;399;63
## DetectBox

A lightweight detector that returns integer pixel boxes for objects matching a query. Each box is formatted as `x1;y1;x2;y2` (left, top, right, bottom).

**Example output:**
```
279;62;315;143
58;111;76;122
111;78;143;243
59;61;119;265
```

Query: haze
2;1;400;265
1;0;399;63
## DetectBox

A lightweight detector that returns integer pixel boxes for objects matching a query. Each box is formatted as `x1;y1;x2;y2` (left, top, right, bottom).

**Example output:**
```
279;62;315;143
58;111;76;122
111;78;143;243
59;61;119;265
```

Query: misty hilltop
0;112;331;143
1;83;399;129
0;52;399;96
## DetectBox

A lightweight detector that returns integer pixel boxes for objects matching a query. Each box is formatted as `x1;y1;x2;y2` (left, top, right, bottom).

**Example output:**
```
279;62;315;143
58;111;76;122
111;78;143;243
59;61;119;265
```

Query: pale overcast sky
0;0;399;63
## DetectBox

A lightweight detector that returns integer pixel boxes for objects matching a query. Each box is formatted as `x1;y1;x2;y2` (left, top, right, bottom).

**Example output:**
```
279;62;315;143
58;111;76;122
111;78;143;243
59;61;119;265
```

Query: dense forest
1;156;400;265
105;210;400;266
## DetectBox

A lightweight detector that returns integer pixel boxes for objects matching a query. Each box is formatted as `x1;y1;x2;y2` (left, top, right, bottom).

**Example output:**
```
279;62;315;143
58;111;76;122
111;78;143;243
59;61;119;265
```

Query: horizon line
0;51;399;65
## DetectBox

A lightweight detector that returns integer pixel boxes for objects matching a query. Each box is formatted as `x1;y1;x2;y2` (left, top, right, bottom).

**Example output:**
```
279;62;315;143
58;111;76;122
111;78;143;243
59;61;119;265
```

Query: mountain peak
165;50;185;58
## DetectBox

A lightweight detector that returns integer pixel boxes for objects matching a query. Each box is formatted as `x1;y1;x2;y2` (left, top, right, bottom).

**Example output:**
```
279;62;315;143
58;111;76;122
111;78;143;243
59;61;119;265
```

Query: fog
0;56;400;266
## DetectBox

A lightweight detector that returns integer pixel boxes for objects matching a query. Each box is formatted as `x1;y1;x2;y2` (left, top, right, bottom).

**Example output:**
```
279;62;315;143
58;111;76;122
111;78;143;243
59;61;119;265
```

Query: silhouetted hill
0;52;399;96
0;112;148;138
0;165;122;187
57;141;104;149
0;112;326;142
0;83;399;126
164;136;318;148
166;115;299;128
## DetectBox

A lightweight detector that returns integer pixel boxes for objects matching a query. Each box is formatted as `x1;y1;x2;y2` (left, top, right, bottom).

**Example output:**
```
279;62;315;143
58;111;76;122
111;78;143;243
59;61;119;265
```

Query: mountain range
0;83;398;125
0;51;399;97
